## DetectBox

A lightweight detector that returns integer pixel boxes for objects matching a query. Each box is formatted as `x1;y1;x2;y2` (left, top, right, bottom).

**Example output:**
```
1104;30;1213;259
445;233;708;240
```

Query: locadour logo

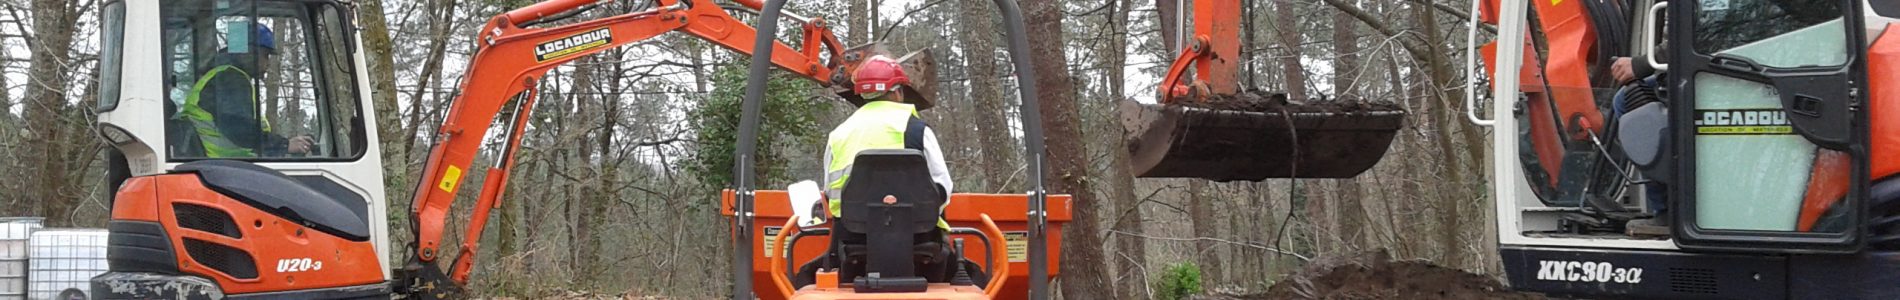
1696;109;1793;135
535;28;613;62
276;258;323;273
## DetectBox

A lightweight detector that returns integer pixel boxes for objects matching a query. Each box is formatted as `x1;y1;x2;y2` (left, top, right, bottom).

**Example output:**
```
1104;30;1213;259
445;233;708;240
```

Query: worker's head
220;22;278;72
852;55;910;103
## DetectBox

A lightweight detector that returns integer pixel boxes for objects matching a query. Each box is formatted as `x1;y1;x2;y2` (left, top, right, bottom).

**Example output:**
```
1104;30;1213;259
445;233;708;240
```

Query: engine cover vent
173;203;241;239
182;238;257;279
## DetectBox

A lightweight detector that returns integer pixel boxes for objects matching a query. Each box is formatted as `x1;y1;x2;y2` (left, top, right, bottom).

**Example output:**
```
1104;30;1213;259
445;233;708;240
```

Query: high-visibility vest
177;65;270;158
824;101;947;229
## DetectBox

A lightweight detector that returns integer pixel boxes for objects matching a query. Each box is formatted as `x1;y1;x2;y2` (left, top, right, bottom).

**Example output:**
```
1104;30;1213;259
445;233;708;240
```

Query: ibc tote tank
27;229;106;300
0;218;43;300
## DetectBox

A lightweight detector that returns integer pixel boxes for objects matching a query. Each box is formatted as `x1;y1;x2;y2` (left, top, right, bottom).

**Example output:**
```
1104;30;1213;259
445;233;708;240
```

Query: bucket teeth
1122;98;1405;181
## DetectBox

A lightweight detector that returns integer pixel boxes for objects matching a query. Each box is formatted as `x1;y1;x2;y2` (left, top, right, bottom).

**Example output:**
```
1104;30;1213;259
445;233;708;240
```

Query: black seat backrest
835;149;943;282
838;149;944;235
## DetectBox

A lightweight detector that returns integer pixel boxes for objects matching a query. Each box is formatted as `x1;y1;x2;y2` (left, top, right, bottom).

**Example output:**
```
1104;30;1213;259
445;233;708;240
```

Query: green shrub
1153;262;1204;300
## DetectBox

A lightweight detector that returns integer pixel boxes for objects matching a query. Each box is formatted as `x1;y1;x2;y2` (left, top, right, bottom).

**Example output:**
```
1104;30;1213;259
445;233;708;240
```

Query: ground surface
1194;251;1545;300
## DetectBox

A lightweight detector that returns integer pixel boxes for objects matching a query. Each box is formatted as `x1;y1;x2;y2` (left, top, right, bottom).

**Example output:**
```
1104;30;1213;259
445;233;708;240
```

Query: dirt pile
1190;251;1543;300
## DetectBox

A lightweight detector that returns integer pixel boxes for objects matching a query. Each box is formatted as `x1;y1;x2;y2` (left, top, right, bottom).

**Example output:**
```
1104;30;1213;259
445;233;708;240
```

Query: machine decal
1005;231;1027;262
275;258;323;273
1696;109;1794;135
762;226;781;258
535;28;612;62
1535;260;1642;284
438;165;463;192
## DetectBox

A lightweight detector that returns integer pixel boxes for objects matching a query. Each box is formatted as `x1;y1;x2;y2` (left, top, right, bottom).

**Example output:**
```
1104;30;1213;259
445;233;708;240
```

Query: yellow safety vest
177;65;270;158
825;101;948;229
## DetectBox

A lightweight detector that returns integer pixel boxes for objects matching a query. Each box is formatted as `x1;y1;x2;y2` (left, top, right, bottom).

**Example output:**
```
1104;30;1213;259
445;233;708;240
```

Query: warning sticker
437;165;463;192
1695;109;1794;135
535;28;613;62
763;226;783;258
1005;231;1028;263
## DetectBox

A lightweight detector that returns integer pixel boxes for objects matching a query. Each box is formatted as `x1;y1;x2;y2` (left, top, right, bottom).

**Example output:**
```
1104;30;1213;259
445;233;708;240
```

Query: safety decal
763;226;782;258
535;28;613;62
1005;231;1028;263
439;165;463;192
1695;109;1793;135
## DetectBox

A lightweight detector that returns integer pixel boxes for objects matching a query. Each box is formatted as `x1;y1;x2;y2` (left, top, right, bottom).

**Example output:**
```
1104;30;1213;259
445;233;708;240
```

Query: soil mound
1190;251;1543;300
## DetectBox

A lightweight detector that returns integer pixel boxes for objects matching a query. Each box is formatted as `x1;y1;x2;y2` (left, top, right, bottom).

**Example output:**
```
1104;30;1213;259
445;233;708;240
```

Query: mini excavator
1479;0;1900;298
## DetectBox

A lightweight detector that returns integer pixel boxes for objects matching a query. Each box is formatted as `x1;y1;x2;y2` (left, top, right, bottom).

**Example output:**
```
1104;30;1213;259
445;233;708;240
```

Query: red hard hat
852;55;910;99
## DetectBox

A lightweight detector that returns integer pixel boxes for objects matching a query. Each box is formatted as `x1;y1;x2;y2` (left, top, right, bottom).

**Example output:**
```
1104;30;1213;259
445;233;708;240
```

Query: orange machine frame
721;191;1072;300
406;0;847;286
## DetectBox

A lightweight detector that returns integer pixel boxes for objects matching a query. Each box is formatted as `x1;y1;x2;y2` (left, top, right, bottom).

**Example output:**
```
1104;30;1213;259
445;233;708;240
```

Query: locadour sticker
535;28;613;62
1695;109;1793;135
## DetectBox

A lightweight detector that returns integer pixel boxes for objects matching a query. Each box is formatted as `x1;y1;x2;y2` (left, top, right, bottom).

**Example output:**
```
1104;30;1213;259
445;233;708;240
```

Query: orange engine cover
723;190;1071;300
111;174;385;295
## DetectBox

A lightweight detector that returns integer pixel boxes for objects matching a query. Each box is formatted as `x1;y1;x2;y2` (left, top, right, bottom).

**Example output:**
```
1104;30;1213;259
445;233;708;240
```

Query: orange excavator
86;0;1067;299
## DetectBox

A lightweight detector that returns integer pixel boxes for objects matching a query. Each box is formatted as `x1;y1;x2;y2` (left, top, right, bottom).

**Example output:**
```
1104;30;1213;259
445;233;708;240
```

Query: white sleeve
922;127;953;202
822;143;839;199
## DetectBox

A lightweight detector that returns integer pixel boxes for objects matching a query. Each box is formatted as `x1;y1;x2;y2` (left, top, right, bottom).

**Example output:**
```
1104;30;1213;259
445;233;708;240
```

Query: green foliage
685;59;827;187
1153;262;1205;300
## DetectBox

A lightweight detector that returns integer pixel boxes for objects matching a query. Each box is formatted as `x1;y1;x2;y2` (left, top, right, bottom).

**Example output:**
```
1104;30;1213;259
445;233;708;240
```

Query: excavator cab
1121;0;1404;181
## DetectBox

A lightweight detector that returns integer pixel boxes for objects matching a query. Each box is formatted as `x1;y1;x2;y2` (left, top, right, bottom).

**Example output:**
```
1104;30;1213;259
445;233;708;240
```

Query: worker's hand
1612;57;1636;84
288;135;316;154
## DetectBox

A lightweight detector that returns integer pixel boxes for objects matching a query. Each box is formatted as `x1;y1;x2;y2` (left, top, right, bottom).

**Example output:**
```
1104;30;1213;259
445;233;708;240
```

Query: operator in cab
177;23;314;158
822;55;955;228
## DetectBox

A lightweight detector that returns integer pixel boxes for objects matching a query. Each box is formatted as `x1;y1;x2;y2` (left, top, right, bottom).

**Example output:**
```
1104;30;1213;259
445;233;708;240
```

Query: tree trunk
1102;0;1146;297
955;0;1018;192
848;0;868;45
1156;0;1178;52
1187;180;1221;283
1330;7;1367;252
355;0;414;246
1271;0;1307;100
1411;3;1470;269
24;0;78;225
1020;1;1107;298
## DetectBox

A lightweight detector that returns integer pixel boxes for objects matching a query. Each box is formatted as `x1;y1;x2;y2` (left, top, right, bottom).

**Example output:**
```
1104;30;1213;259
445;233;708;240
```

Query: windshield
160;0;363;160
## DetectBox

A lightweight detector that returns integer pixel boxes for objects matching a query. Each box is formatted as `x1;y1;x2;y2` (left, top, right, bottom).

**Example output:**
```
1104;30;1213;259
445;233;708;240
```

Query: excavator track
1122;92;1405;181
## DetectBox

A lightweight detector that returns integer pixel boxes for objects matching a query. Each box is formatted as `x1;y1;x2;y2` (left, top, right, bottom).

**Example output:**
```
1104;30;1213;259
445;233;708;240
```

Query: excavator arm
1128;0;1405;181
397;0;845;296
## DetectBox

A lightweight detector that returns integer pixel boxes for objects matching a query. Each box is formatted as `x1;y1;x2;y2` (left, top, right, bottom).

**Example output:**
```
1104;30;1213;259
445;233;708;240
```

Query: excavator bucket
1122;93;1405;181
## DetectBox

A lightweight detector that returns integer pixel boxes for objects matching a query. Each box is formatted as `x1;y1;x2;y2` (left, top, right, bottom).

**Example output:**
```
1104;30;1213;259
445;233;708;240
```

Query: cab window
161;0;362;160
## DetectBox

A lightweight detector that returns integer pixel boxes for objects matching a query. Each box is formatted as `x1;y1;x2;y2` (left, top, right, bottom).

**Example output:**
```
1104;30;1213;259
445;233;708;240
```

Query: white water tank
27;229;106;300
0;218;43;300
